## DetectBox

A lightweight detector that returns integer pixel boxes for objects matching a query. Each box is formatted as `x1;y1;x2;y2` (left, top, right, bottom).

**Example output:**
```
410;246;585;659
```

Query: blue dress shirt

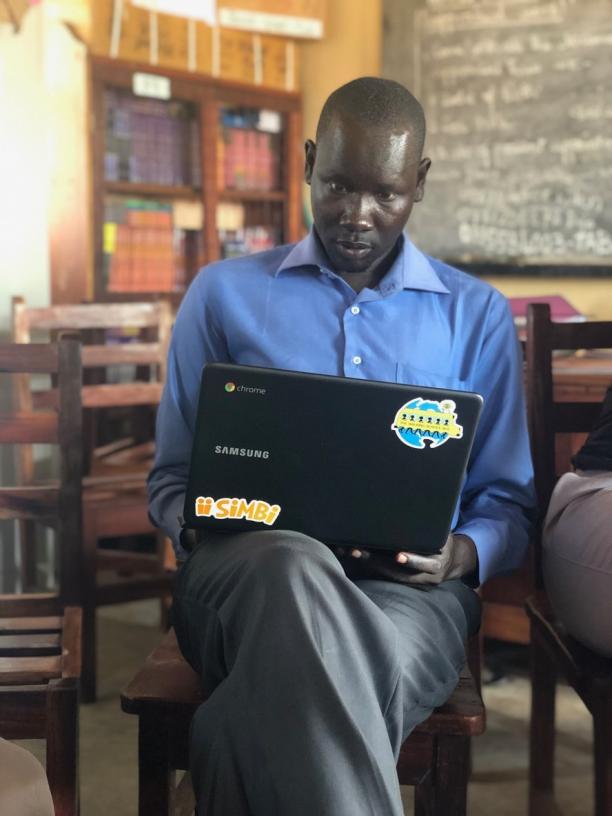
148;231;535;583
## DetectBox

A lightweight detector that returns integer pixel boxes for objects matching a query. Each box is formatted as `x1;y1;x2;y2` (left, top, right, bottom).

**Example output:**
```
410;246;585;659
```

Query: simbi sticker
195;496;281;525
391;398;463;449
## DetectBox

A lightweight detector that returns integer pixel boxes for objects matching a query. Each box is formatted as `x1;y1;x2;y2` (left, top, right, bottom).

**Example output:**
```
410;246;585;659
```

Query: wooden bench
0;609;82;816
11;298;176;701
121;629;485;816
0;338;84;815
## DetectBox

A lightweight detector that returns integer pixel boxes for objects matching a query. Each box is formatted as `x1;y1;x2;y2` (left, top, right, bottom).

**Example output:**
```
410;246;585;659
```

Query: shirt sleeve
454;294;536;585
147;271;230;558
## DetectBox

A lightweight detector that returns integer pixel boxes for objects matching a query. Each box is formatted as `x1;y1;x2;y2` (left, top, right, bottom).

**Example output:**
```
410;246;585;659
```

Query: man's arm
349;294;535;587
402;295;535;585
148;272;229;555
452;295;536;584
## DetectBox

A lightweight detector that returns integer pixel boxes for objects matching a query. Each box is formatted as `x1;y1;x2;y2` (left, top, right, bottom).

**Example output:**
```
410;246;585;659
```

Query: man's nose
339;194;373;231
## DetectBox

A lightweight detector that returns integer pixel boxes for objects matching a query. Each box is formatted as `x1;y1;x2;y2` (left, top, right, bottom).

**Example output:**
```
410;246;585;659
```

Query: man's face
304;115;430;279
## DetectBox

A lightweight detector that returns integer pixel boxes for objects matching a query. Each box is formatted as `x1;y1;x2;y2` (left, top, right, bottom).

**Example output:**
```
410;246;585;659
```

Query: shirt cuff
453;520;497;586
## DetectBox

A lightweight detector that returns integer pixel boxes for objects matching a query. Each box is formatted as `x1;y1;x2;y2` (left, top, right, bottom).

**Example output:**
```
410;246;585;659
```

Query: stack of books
217;108;281;191
103;198;186;293
219;226;279;259
104;88;201;187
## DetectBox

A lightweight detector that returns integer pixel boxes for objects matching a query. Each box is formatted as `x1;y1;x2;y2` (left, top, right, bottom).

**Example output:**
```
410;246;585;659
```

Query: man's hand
342;533;478;586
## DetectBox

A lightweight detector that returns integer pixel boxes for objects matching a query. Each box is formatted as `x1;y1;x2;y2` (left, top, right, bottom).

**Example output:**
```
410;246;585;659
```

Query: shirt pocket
395;361;471;392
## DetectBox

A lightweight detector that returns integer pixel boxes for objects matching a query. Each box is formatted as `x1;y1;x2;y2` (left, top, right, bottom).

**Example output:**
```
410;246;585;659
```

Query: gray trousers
172;530;480;816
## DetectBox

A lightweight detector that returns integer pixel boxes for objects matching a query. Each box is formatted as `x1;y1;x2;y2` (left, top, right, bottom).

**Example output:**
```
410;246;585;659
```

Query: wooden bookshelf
90;56;303;301
104;182;202;200
219;189;287;203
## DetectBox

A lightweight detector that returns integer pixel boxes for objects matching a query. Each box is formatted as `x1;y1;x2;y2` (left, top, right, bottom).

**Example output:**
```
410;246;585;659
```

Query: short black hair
316;77;426;156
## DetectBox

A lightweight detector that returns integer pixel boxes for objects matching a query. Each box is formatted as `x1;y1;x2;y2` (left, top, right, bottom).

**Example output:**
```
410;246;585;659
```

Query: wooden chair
524;302;612;816
11;298;176;702
480;326;609;651
121;629;484;815
0;338;83;816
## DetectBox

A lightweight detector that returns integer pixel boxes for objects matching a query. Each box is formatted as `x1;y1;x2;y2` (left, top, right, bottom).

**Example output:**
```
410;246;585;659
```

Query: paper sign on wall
132;72;172;99
131;0;217;27
218;8;322;38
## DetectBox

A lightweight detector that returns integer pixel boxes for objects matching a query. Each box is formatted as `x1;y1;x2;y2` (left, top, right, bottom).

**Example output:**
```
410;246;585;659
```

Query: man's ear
414;157;431;203
304;139;316;185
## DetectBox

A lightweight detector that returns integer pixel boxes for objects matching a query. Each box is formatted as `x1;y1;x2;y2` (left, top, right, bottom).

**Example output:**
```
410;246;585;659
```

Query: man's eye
377;191;396;202
329;181;347;194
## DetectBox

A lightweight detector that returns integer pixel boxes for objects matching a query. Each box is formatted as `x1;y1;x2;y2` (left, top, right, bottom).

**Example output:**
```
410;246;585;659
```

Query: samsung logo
215;446;270;459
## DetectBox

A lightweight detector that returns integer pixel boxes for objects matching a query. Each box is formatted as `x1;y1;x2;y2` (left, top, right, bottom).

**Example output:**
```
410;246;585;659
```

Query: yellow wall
299;0;381;143
485;276;612;321
298;0;381;221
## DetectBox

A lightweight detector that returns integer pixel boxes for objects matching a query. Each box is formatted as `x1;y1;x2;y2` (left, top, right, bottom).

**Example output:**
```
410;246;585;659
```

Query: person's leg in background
0;739;55;816
173;530;478;816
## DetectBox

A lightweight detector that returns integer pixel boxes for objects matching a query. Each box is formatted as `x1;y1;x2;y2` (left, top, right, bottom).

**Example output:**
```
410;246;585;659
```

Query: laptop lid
183;363;483;554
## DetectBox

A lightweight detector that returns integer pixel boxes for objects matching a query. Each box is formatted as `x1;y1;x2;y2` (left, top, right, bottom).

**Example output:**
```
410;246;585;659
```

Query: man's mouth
335;239;372;258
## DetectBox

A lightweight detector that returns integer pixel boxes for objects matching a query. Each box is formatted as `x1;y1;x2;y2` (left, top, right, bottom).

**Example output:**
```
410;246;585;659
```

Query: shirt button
352;355;362;365
350;305;360;315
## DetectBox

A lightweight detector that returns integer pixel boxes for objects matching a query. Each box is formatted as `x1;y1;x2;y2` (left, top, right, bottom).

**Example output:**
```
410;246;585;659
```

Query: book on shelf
104;88;201;188
218;107;281;192
509;295;586;325
219;226;279;259
103;197;195;293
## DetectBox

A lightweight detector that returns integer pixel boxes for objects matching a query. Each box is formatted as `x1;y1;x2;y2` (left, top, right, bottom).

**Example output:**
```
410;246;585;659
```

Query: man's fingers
396;552;441;573
402;571;442;585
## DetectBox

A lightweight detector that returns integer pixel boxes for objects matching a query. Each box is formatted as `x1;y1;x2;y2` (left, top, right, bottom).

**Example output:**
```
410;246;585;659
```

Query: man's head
305;77;430;286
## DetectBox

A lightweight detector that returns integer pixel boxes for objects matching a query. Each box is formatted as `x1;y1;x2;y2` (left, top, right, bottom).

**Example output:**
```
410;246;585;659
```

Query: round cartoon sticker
391;398;463;449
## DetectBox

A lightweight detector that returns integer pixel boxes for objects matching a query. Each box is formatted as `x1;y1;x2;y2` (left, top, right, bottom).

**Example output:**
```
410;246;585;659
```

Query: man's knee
243;530;337;575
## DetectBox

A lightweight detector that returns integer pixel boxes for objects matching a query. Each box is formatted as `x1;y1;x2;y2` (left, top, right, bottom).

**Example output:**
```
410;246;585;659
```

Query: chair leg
80;513;98;703
414;735;470;816
160;535;176;631
160;594;173;631
46;679;80;816
414;773;435;816
528;627;557;815
19;519;39;591
592;688;612;816
139;713;175;816
81;602;97;704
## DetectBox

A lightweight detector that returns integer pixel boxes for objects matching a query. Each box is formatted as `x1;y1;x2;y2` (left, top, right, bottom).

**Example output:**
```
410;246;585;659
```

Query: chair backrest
11;298;173;479
525;302;612;583
11;298;172;406
0;338;83;614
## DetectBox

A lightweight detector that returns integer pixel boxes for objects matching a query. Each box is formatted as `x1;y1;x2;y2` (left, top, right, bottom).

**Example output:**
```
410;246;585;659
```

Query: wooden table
553;353;612;471
553;353;612;401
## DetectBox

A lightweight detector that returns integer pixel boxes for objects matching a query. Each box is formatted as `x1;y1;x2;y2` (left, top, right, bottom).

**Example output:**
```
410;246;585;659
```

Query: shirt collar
276;229;450;295
276;229;329;274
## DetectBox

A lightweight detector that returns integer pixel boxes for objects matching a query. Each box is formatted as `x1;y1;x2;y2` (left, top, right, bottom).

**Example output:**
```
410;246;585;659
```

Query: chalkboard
383;0;612;274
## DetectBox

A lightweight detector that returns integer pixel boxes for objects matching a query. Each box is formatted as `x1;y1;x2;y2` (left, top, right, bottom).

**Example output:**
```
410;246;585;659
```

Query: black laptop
183;363;483;554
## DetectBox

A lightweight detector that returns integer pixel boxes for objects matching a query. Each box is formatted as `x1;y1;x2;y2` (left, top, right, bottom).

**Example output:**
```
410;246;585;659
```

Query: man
149;77;534;815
